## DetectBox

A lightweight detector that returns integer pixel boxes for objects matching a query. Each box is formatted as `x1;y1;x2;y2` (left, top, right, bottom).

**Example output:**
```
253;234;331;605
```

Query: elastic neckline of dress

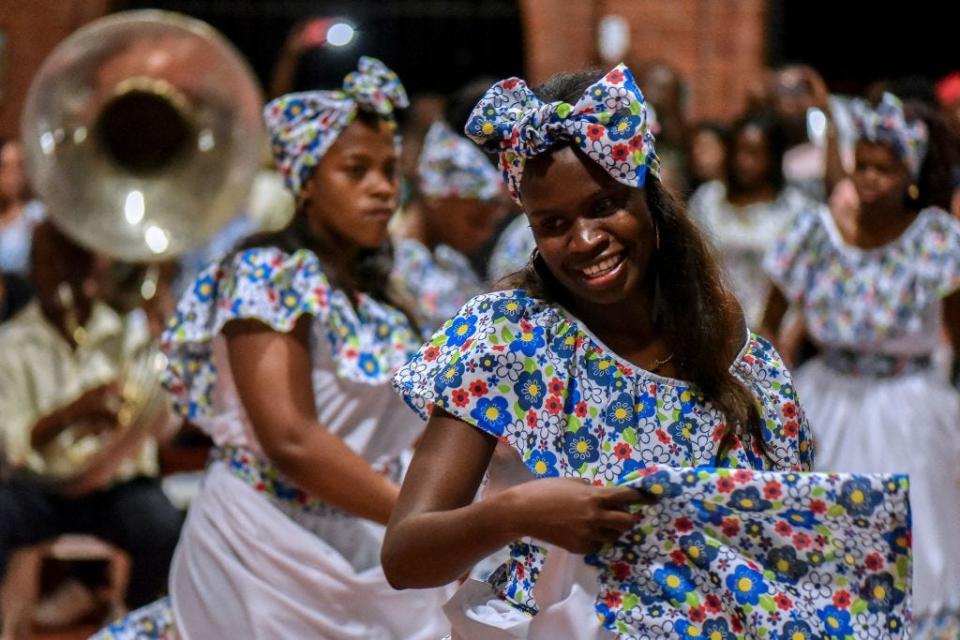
551;298;752;387
819;206;933;257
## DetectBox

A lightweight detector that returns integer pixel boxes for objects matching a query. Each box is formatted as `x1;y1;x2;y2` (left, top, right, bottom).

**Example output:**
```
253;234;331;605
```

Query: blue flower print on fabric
163;247;420;420
465;63;660;205
764;207;960;350
394;289;815;487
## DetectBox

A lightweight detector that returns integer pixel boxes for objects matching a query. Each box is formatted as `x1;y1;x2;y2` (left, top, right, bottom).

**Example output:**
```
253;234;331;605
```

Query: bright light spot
144;225;169;254
40;132;56;155
73;127;87;144
124;190;145;225
198;129;215;152
326;22;355;47
146;50;172;72
598;15;629;62
140;276;157;300
807;108;827;141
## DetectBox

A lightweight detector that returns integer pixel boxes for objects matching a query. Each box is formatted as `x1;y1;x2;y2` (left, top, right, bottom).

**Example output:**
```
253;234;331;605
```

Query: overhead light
144;225;170;254
326;22;355;47
124;189;145;225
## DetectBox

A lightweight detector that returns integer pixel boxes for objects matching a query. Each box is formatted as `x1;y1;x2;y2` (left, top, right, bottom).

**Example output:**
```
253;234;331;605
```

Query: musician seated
0;221;183;609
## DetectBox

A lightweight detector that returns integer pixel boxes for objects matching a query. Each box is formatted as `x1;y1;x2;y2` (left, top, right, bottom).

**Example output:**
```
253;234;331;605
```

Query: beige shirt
0;301;158;480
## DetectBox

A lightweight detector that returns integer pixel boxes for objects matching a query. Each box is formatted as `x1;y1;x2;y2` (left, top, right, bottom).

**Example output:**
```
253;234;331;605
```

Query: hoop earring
527;247;539;269
529;247;551;275
907;184;920;201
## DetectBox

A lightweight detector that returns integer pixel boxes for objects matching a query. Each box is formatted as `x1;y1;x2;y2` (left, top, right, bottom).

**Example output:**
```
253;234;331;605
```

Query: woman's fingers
596;509;636;533
599;486;658;507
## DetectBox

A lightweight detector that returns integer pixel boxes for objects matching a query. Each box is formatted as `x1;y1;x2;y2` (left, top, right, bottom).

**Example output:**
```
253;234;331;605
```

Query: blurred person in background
0;222;183;612
904;98;960;221
442;77;516;279
686;120;728;192
761;93;960;637
770;64;853;202
878;76;960;220
0;139;45;277
486;208;536;285
638;60;690;195
391;118;506;334
690;111;813;327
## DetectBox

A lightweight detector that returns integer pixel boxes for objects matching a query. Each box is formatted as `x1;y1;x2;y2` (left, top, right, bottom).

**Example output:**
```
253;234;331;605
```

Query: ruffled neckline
395;289;811;476
163;247;421;419
818;206;936;258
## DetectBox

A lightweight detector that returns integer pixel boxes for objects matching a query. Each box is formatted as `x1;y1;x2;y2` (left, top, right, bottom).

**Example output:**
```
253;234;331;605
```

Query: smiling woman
374;64;876;639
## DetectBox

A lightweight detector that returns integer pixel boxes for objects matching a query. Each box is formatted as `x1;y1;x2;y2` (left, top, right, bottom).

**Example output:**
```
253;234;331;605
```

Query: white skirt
170;462;455;639
796;357;960;626
445;545;613;640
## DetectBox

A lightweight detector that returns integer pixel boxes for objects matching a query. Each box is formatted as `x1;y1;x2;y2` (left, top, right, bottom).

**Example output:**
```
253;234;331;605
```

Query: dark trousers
0;475;184;608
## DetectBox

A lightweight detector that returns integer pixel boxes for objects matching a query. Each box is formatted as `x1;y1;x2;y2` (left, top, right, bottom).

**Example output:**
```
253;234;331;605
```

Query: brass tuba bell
17;10;266;487
21;10;265;262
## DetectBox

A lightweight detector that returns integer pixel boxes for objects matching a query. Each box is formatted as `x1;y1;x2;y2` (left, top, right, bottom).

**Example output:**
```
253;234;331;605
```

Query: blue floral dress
390;237;485;334
95;246;454;640
487;214;535;284
689;181;814;327
765;206;960;639
394;290;912;639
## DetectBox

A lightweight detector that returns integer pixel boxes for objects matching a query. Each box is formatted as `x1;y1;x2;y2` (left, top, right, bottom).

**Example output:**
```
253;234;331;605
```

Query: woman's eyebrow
527;186;607;218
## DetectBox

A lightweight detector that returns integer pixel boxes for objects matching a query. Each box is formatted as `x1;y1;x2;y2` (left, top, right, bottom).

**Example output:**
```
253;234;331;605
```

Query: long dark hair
504;70;768;462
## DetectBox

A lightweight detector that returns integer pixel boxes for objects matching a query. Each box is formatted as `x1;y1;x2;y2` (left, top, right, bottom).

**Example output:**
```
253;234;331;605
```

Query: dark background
113;0;954;98
769;0;955;94
113;0;525;95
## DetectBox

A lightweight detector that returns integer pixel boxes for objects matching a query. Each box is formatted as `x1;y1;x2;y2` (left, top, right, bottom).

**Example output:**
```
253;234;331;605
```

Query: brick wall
520;0;768;121
0;0;110;140
1;1;765;140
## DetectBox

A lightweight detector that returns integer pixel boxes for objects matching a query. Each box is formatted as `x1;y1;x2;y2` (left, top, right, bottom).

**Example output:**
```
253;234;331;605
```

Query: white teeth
581;254;622;278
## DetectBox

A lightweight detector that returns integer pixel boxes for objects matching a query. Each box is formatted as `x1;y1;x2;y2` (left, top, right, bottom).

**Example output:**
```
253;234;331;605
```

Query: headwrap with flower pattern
851;92;928;179
464;63;660;205
263;56;409;197
417;120;503;201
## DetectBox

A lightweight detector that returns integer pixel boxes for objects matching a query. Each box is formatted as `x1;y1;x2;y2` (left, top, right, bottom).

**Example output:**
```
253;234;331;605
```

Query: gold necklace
648;353;675;373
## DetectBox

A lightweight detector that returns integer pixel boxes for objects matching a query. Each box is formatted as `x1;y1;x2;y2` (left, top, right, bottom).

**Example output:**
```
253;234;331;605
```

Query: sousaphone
19;10;265;487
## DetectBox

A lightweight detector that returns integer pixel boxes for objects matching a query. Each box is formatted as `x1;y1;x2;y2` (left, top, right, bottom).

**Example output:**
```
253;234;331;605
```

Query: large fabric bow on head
464;63;660;205
417;120;503;201
852;92;928;179
263;56;409;198
490;467;912;640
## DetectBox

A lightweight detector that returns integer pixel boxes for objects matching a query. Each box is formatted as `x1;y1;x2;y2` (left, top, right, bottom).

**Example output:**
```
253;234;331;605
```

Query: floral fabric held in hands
504;468;912;639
